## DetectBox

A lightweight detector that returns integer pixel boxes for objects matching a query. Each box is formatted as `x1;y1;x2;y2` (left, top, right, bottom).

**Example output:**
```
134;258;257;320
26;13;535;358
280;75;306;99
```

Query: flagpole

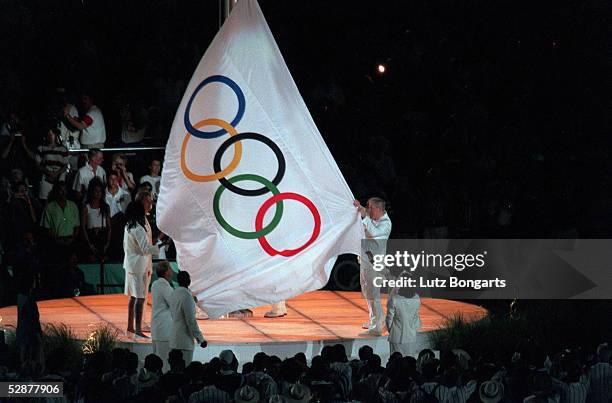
219;0;238;28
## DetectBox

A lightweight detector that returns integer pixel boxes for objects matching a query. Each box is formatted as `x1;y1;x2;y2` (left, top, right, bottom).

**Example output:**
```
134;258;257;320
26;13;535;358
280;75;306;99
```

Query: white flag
157;0;363;318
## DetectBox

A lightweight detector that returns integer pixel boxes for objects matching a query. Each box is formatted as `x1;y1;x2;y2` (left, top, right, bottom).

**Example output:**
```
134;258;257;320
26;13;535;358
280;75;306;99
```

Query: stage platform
0;291;487;364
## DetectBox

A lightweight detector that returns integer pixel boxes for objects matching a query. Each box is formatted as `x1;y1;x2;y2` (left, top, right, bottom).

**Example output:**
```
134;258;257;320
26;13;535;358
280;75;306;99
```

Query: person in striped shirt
586;343;612;403
34;127;69;201
551;364;588;403
409;361;477;403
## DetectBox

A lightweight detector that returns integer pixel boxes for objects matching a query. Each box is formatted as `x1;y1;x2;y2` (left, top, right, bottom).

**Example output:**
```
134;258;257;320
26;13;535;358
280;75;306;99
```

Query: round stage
0;291;487;363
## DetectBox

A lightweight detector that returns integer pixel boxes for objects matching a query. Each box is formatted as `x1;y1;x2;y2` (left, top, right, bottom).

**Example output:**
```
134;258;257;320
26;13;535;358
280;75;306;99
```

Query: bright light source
377;64;386;74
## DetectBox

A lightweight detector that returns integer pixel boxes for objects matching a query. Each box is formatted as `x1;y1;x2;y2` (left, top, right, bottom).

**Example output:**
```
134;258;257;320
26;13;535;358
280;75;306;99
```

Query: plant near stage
43;323;82;373
429;313;533;364
82;323;119;355
429;300;612;365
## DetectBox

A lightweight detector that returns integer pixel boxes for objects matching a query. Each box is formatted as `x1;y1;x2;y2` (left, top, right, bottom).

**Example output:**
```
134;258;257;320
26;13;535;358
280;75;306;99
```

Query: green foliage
82;323;120;355
430;300;612;365
430;312;538;364
42;323;83;373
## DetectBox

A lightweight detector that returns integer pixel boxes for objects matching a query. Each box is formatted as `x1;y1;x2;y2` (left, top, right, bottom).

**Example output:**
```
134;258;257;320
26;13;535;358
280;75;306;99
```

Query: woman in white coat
124;200;160;337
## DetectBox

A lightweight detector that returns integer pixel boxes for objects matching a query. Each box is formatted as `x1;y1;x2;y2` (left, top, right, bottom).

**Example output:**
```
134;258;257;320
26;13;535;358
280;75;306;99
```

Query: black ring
213;132;286;196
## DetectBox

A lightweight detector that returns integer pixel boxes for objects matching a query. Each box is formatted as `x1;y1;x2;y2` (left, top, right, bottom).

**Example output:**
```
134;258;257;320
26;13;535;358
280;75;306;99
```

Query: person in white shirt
135;190;164;328
112;154;136;192
385;270;421;357
106;171;131;259
64;94;106;148
57;100;80;170
353;197;392;335
123;201;164;337
140;159;162;199
81;178;111;262
73;148;106;201
170;271;207;365
151;261;174;371
105;171;131;218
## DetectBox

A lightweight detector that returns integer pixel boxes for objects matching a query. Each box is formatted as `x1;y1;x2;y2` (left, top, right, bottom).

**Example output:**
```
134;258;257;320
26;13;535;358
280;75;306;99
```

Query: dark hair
86;177;110;222
87;148;101;160
168;349;184;363
359;345;374;361
126;352;139;373
125;201;146;230
11;180;25;194
48;181;67;202
134;190;151;203
144;354;163;373
177;271;190;287
139;181;153;190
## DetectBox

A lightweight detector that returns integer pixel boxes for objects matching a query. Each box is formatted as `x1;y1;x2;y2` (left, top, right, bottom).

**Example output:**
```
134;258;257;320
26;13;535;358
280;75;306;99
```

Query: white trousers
152;340;171;372
178;349;194;365
360;265;385;327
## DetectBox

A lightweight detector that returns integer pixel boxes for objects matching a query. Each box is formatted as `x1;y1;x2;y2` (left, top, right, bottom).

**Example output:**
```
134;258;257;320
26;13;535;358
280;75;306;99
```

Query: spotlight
376;64;386;74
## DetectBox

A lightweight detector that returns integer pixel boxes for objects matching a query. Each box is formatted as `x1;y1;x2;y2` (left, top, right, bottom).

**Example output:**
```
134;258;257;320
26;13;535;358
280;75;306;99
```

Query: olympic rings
184;75;246;139
255;192;321;257
180;118;243;182
181;74;322;257
213;132;286;196
213;174;284;239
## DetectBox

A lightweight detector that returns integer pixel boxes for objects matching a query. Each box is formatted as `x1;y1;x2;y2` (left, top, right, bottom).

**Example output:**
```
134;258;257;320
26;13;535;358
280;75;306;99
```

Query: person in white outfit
385;270;421;357
170;271;207;365
64;93;106;149
354;197;392;335
151;261;174;370
123;201;163;337
134;190;161;331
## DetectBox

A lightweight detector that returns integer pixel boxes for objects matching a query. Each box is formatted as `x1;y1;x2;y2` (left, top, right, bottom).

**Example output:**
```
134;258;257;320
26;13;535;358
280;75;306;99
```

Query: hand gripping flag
157;0;363;318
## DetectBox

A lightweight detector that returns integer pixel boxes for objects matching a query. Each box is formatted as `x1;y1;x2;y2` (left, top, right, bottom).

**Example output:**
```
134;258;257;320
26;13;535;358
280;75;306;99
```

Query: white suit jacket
385;292;421;344
151;278;174;342
123;220;159;276
170;287;204;350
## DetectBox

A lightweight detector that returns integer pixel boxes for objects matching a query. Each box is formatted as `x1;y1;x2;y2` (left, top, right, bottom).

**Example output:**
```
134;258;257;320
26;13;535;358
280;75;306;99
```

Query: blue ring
184;75;246;139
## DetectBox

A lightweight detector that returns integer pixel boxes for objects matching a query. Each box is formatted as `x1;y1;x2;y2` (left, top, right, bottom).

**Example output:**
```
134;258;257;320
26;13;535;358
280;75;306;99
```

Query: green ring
213;173;284;239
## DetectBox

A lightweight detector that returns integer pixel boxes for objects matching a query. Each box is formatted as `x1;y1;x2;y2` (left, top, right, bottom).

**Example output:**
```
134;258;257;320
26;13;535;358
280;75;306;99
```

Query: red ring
255;192;321;257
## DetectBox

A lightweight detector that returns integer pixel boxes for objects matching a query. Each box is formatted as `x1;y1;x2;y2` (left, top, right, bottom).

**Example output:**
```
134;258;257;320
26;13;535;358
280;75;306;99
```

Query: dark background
0;0;610;238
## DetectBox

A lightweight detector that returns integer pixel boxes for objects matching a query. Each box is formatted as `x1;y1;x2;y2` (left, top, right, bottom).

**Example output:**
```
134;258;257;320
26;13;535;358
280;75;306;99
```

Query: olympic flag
157;0;363;318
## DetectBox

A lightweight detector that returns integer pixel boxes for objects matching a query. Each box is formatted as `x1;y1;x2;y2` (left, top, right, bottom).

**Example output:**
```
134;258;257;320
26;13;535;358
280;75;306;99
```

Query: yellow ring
180;118;243;182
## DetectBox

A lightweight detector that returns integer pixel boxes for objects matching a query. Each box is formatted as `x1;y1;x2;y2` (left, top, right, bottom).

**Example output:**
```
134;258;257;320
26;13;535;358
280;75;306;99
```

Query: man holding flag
354;197;392;335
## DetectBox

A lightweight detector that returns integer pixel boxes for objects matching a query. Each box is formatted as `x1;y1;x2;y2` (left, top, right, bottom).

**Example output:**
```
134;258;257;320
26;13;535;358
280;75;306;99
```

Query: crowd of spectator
1;332;611;403
0;100;166;304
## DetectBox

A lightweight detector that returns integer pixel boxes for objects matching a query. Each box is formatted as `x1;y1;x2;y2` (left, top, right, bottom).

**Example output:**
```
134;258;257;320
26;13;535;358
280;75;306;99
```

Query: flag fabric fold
157;0;363;318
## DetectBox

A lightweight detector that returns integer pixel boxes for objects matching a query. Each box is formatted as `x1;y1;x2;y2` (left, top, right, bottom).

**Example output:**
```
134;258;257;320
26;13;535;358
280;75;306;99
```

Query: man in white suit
385;270;421;357
170;271;207;365
151;261;174;370
354;197;392;335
